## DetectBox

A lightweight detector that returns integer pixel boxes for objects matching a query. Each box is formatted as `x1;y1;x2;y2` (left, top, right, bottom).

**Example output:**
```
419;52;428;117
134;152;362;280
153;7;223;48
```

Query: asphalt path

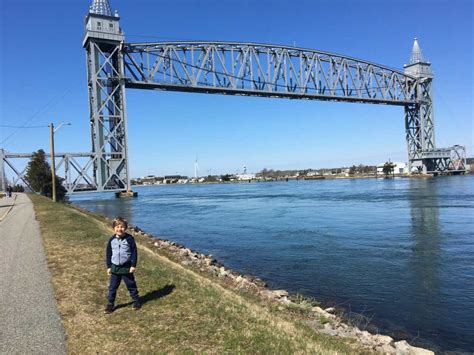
0;194;66;354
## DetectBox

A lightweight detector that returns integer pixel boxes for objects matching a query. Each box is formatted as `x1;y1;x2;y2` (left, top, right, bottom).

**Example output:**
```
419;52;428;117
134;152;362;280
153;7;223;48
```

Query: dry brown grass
30;193;366;354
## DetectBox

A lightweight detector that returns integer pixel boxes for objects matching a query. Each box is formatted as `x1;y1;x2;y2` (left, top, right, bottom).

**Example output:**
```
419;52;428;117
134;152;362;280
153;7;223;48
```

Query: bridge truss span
123;41;418;106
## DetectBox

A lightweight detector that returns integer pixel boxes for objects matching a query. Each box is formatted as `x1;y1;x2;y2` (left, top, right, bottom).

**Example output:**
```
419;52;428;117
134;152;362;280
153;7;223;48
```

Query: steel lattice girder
85;40;130;191
121;41;466;176
0;151;104;194
404;77;440;172
122;42;419;106
421;145;467;173
1;151;136;194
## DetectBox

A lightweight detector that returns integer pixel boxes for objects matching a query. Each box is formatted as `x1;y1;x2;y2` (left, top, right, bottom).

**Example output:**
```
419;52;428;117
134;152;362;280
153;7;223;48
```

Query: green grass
30;193;367;354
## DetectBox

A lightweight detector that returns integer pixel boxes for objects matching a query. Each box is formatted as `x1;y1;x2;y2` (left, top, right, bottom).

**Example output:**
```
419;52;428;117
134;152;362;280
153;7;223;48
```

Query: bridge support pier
115;190;138;198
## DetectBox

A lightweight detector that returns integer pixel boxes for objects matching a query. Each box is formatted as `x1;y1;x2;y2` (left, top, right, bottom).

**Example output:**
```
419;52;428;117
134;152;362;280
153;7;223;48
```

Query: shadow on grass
115;284;175;310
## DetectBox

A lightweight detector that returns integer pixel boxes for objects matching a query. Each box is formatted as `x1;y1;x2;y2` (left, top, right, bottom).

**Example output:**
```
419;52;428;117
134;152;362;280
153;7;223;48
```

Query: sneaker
132;301;141;310
104;303;114;314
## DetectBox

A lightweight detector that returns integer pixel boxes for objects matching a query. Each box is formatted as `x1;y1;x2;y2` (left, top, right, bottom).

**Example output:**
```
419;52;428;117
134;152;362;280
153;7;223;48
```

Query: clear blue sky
1;0;472;177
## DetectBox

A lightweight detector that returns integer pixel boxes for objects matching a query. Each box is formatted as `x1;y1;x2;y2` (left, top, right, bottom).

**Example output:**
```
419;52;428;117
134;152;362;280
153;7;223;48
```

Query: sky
0;0;472;178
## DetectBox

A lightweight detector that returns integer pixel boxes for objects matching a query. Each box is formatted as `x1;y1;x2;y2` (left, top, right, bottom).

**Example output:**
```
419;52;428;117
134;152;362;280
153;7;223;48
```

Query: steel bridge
0;0;467;194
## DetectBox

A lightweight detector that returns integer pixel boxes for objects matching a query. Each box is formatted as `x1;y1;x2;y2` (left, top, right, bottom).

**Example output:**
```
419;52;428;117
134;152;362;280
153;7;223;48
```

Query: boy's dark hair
111;216;128;229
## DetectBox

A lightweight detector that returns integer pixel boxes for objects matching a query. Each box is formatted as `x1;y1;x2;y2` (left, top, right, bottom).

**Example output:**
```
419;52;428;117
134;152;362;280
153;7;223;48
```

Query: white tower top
89;0;115;17
404;38;432;78
409;38;425;64
83;0;123;47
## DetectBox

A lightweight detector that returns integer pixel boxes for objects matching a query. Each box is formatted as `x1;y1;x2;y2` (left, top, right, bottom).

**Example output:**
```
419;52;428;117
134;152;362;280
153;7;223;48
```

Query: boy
104;217;141;314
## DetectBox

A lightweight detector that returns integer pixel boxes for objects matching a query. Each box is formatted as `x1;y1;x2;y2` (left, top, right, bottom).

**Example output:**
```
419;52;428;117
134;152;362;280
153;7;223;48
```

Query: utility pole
49;123;57;202
49;122;70;202
0;149;6;192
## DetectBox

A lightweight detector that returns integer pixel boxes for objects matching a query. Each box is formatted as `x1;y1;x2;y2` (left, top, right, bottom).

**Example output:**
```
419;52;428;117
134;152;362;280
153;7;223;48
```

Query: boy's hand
130;267;136;273
107;268;111;276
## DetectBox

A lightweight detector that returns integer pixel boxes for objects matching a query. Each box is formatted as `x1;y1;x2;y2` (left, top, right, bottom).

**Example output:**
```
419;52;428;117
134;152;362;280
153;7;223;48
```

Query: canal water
71;175;474;353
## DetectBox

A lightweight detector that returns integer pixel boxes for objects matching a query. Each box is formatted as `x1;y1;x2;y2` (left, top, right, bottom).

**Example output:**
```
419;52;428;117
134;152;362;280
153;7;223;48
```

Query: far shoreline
131;172;444;188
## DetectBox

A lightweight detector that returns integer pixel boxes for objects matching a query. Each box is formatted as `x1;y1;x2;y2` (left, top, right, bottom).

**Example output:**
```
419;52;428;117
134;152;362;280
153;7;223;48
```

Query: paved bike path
0;193;66;354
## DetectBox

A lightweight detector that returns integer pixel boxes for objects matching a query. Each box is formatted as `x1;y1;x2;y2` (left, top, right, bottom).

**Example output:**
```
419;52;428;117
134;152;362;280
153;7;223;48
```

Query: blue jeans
107;273;139;304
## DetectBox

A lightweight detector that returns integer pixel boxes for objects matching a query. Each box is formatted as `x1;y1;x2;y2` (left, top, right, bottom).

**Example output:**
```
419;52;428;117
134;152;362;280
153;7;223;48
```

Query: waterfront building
377;162;408;175
236;173;256;181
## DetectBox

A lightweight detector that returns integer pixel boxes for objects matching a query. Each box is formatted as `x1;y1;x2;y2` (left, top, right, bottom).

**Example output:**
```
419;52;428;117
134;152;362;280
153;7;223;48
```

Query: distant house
164;175;187;184
377;162;408;175
134;175;164;185
236;173;256;181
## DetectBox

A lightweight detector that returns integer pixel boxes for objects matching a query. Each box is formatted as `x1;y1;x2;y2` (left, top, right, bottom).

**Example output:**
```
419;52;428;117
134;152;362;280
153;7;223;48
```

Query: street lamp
49;122;71;202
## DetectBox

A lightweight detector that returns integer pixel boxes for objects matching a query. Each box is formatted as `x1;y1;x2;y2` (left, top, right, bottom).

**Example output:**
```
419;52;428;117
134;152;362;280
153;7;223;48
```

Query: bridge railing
122;41;418;106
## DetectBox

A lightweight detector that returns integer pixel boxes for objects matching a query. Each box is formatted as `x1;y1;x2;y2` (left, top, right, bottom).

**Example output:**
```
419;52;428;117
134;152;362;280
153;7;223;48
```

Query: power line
0;124;48;128
127;34;194;41
0;85;75;147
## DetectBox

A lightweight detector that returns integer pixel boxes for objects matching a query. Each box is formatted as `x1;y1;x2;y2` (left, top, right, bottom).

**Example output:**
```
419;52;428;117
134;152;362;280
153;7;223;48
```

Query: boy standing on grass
104;217;141;314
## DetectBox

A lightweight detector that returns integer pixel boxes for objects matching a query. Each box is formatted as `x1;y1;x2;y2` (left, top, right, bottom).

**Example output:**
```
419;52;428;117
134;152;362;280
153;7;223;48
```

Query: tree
220;174;233;182
203;175;218;183
25;149;67;201
12;185;25;192
382;161;395;177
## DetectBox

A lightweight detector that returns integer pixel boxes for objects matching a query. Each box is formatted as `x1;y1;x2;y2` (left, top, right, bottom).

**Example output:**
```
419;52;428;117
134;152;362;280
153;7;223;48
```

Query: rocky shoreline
127;223;434;355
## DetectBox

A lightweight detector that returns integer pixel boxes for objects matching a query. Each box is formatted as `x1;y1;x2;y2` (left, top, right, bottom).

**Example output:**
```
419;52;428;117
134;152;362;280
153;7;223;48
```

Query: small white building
236;173;256;181
377;162;408;175
236;165;255;180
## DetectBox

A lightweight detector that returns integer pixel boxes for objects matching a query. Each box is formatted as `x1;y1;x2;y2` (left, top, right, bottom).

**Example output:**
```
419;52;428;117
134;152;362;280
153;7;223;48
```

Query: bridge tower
83;0;131;191
404;38;436;173
404;39;466;174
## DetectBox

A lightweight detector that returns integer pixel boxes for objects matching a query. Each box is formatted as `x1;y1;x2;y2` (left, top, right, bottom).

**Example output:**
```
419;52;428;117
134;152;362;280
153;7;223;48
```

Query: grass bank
30;194;365;353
